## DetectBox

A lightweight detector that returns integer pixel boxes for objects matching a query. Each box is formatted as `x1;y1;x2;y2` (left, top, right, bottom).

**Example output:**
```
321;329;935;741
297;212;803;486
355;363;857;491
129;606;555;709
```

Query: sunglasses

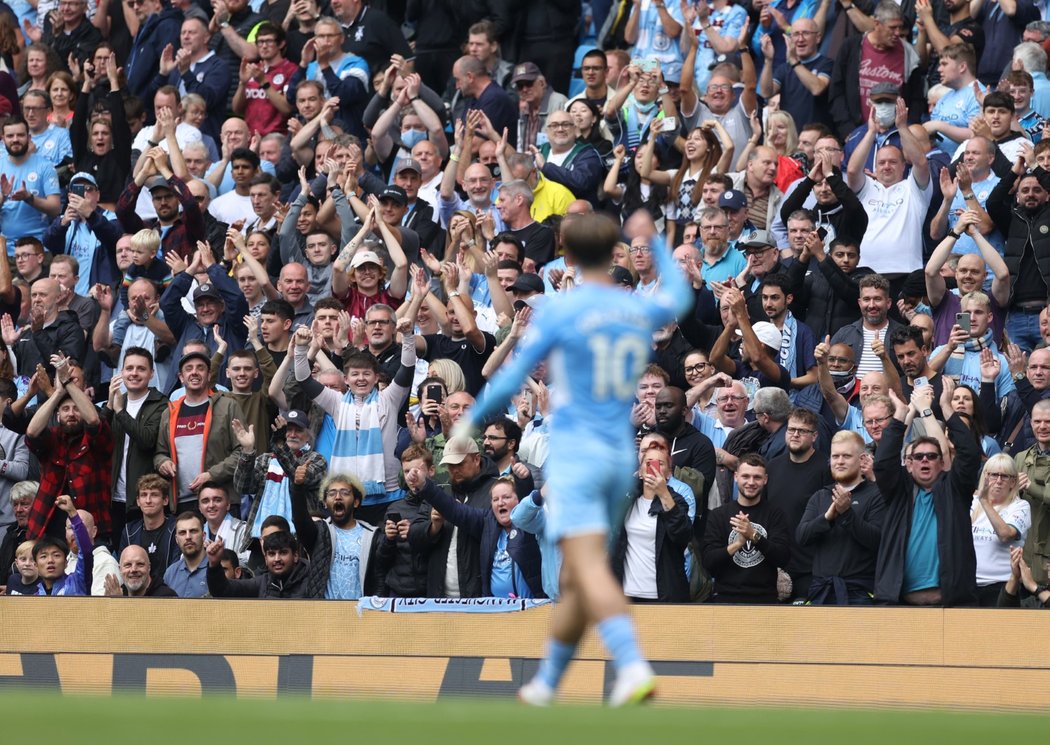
908;452;940;462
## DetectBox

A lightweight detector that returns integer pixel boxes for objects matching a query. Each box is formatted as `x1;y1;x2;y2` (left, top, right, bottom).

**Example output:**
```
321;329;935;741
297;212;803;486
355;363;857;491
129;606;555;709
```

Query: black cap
508;273;544;295
178;350;211;369
285;409;309;429
193;283;223;303
378;185;408;205
610;265;635;287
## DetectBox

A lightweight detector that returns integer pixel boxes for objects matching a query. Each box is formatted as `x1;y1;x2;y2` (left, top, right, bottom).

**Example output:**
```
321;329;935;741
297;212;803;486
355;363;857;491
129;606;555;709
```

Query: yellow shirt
529;175;574;223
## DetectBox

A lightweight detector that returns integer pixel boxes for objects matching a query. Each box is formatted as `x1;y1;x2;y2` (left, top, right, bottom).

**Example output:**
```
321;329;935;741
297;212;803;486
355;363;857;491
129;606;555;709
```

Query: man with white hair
496;179;555;268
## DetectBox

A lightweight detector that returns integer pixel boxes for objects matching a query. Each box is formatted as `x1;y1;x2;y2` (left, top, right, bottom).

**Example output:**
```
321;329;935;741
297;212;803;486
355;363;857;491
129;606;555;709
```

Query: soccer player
452;212;692;705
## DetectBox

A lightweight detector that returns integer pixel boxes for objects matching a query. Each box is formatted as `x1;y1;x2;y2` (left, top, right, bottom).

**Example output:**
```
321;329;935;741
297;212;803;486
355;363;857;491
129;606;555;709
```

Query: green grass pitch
0;691;1044;744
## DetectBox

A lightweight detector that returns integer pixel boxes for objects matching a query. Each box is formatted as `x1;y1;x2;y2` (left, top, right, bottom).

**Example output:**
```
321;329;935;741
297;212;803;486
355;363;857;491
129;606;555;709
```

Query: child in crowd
6;541;39;595
121;229;172;309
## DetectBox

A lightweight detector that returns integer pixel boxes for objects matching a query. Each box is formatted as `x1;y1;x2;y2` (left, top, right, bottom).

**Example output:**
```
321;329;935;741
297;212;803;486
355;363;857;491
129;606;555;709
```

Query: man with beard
362;304;400;381
798;430;886;604
408;437;502;599
375;444;434;598
653;387;716;524
155;351;243;514
106;544;177;597
0;116;62;242
234;409;326;549
697;207;746;288
2;278;85;380
116;153;207;261
25;361;113;542
701;453;791;603
482;418;542;488
290;469;379;600
830;274;904;378
765;408;832;601
891;325;945;418
163;512;210;597
206;529;311;598
986;160;1050;354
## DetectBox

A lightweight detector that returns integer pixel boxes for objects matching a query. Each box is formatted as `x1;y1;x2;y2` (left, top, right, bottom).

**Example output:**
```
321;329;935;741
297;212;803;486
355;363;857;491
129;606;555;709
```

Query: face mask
872;102;896;128
830;369;856;394
486;162;500;180
401;129;427;149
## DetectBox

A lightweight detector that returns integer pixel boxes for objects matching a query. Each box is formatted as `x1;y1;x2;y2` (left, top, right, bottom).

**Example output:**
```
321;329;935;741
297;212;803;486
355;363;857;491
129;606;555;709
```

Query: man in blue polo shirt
163;512;210;597
698;205;746;291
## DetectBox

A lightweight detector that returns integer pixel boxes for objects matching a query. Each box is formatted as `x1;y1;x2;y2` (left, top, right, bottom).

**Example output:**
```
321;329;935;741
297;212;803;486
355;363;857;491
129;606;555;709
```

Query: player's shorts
544;438;635;542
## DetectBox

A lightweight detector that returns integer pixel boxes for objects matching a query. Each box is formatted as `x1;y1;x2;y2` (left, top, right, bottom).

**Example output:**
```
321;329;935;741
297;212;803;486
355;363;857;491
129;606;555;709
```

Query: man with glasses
233;22;298;137
12;238;45;283
874;391;981;606
830;1;925;141
766;407;832;601
513;62;568;152
0;116;61;243
125;0;184;105
482;418;543;487
629;234;659;293
570;48;614;106
20;90;72;168
532;111;603;207
694;64;757;158
759;18;833;132
39;0;101;70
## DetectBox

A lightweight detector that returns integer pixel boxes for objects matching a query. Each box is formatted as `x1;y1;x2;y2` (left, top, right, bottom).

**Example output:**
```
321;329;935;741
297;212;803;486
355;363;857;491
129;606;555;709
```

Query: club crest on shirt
729;521;768;568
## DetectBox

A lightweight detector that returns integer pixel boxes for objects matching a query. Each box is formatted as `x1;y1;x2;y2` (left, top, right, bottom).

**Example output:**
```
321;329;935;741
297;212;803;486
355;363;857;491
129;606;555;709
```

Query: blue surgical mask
401;129;427;149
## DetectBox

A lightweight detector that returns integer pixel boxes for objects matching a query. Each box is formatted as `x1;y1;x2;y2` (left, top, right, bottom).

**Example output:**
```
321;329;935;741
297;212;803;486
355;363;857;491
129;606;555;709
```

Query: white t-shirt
209;190;254;225
856;174;932;274
622;497;659;599
971;497;1030;585
114;394;148;503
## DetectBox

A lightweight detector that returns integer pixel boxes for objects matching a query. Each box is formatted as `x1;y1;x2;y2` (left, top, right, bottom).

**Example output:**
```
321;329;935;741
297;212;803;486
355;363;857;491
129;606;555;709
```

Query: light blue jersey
0;153;60;242
469;236;692;538
30;126;72;167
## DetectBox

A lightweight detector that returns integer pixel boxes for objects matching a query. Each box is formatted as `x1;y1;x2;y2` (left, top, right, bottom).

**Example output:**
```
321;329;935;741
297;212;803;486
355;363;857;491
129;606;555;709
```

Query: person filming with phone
929;291;1015;401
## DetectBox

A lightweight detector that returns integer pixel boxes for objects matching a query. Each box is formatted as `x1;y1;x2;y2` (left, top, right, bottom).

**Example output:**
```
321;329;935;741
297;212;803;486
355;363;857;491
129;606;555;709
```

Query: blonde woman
971;455;1031;606
736;109;803;192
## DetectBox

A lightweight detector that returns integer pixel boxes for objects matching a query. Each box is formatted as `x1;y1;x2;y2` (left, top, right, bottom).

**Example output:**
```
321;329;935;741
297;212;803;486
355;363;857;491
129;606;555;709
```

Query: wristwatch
920;408;933;418
963;192;976;200
1014;371;1027;382
260;81;272;91
790;61;801;69
147;138;160;147
448;290;461;299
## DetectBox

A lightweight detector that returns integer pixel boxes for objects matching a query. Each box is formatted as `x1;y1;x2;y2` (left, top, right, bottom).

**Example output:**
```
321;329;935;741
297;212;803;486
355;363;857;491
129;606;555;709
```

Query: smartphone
914;376;928;388
646;461;659;477
956;311;971;333
425;383;443;405
69;182;86;198
387;512;402;523
662;116;677;131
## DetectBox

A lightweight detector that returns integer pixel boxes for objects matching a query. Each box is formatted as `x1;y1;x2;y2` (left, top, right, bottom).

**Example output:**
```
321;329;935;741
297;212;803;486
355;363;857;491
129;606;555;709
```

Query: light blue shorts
544;440;635;542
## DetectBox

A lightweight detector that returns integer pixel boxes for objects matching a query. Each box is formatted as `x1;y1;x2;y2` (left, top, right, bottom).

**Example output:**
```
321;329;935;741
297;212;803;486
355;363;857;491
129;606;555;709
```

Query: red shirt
26;419;114;540
243;58;299;136
858;37;906;123
337;285;403;321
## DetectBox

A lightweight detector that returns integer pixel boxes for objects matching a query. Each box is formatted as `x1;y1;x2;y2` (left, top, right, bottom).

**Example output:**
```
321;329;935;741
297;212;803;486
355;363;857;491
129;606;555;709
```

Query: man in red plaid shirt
25;360;114;543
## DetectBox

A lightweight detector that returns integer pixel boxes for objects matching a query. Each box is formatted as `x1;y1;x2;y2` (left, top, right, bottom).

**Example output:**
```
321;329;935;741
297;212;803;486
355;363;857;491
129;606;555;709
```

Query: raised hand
206;535;225;565
231;418;256;451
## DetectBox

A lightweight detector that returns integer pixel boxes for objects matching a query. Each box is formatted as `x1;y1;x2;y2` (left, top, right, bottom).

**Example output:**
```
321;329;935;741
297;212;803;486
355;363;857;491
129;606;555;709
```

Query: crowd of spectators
0;0;1050;609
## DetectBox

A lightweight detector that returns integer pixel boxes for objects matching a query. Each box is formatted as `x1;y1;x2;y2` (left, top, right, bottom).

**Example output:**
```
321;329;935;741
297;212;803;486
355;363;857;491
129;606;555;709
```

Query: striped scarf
330;388;387;501
250;457;294;539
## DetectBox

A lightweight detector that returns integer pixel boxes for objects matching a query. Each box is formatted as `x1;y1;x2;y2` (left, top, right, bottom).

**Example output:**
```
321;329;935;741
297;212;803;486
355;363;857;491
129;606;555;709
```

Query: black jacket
612;486;693;602
873;416;981;605
374;492;430;598
779;170;869;247
659;422;716;516
418;479;546;598
786;256;874;342
206;558;311;598
101;388;167;505
408;456;501;598
986;166;1050;300
119;516;178;585
701;495;791;603
10;310;86;378
798;479;886;591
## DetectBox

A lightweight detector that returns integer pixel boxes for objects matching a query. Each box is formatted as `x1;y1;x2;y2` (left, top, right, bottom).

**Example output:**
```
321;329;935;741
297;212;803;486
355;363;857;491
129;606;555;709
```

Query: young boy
121;228;172;309
1005;70;1045;144
455;212;692;706
6;541;40;595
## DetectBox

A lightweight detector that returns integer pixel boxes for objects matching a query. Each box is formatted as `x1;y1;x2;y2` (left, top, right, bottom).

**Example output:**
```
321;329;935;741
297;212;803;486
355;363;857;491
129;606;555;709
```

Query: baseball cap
869;82;900;102
508;273;544;295
719;189;747;211
751;321;783;351
440;436;480;465
610;265;636;288
350;250;383;269
740;230;776;251
284;409;309;429
378;185;408;205
511;62;542;85
178;350;211;369
394;158;421;175
145;175;173;193
69;172;97;187
193;283;223;303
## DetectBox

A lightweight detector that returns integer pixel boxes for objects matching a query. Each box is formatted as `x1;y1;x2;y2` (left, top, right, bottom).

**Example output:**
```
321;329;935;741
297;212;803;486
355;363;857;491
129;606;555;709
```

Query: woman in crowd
46;70;74;127
737;109;803;192
612;445;692;603
971;455;1031;607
